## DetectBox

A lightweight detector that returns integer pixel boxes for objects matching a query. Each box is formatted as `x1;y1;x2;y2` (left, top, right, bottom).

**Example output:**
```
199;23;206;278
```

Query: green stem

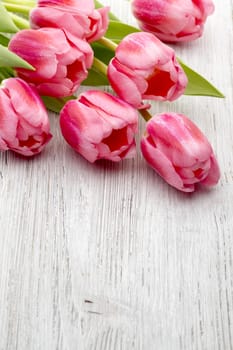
3;0;35;5
2;2;32;15
139;109;152;122
92;57;108;76
9;13;30;29
97;36;117;52
5;67;15;76
0;34;10;46
0;73;6;82
0;67;15;82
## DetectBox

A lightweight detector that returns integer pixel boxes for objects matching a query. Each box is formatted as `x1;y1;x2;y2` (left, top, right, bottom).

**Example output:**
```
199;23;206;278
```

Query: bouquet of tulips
0;0;222;192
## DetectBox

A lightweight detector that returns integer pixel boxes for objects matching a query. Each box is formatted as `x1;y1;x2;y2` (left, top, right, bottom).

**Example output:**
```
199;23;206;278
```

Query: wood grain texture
0;0;233;349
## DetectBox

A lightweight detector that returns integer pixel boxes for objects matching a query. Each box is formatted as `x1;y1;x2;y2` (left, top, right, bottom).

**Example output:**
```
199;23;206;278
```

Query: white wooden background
0;0;233;349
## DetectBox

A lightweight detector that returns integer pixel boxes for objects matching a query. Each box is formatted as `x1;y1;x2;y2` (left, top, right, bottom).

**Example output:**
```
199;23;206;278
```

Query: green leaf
82;66;109;86
0;2;19;32
0;66;14;83
105;21;140;43
91;43;115;65
41;95;76;114
0;34;10;47
179;60;224;98
0;66;14;80
0;45;34;70
94;0;119;21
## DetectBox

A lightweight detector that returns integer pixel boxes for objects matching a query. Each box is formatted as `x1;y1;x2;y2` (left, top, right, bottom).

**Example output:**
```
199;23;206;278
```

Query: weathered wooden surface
0;0;233;349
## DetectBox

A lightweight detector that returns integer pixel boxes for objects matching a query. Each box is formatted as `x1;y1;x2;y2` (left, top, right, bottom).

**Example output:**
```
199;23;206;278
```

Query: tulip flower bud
131;0;214;43
107;32;187;109
60;90;138;162
30;0;109;43
141;113;220;192
0;78;52;156
9;28;93;98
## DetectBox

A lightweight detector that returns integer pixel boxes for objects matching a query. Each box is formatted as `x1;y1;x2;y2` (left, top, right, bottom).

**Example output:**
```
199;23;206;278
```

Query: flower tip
140;112;220;193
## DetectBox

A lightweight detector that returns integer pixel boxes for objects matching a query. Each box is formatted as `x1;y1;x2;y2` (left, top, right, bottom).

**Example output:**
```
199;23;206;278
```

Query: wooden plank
0;0;233;349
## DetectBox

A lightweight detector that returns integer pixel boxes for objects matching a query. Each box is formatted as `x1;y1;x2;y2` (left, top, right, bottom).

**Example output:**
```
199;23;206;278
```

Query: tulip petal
108;32;187;107
38;0;94;14
61;100;109;144
86;7;110;42
141;136;194;192
0;78;51;156
9;27;93;98
0;89;18;149
147;113;212;167
79;90;139;126
4;78;48;128
131;0;215;43
200;153;220;186
60;91;138;163
107;64;144;109
140;112;220;192
30;8;88;38
115;32;173;70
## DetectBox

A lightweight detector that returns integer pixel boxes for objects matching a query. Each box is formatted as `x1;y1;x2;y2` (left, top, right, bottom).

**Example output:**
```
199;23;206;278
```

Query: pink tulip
141;113;220;192
60;90;138;162
0;78;52;156
107;32;187;109
30;0;109;43
131;0;214;43
9;28;93;97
